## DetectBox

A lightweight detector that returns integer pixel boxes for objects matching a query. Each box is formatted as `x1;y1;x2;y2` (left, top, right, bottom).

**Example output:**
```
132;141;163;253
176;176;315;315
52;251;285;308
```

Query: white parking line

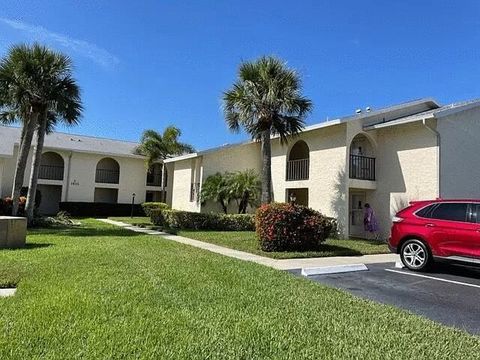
385;269;480;289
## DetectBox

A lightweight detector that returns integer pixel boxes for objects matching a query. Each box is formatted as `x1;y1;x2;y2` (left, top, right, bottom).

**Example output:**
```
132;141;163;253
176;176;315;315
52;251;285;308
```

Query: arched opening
39;152;64;180
349;134;376;181
95;158;120;184
286;140;310;181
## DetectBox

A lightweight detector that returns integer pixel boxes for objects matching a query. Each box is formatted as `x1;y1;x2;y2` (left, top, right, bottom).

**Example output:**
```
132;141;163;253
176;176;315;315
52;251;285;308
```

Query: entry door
349;192;366;238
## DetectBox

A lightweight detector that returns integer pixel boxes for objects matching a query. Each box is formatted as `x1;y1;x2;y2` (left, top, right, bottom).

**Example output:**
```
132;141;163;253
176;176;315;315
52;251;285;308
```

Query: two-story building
0;127;169;215
164;98;480;239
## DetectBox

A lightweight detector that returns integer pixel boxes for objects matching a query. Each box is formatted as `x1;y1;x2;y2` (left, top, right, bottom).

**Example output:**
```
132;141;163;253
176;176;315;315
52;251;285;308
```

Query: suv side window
415;204;437;218
429;203;468;222
474;204;480;224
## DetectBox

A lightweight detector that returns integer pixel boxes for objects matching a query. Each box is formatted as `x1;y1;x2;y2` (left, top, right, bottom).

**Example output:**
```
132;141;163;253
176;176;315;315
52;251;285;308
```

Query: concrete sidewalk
99;219;399;270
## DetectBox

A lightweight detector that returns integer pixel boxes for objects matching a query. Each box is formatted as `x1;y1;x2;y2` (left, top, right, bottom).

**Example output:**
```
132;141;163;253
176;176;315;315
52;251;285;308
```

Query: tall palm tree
223;56;312;203
0;44;82;221
0;44;46;215
135;126;195;167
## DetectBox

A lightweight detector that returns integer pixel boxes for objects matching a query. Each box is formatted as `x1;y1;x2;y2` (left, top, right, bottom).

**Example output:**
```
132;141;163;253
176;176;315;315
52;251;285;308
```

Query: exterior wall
272;124;348;232
201;142;262;213
438;107;480;198
368;121;439;238
171;158;201;212
0;145;163;208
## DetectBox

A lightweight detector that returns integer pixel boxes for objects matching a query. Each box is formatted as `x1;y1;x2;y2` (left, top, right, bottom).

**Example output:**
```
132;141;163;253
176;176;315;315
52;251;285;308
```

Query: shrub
255;203;334;252
150;209;255;231
141;202;170;217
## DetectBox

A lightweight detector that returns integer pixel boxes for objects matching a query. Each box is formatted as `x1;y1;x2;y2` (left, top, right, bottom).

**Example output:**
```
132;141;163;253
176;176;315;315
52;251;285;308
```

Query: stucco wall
272;124;348;230
200;142;262;213
171;158;201;212
0;146;162;206
438;107;480;198
369;121;439;238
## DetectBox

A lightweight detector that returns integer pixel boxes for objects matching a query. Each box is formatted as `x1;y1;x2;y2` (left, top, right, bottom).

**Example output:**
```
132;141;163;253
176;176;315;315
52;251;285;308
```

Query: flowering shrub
255;203;334;252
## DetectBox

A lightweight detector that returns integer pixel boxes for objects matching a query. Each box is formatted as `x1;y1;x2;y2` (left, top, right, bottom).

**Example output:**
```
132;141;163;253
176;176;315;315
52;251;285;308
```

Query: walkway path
99;219;398;270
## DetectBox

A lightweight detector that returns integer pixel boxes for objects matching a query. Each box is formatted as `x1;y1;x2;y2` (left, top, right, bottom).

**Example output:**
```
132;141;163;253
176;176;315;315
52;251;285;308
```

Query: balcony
95;169;120;184
39;164;64;181
286;158;309;181
349;154;376;181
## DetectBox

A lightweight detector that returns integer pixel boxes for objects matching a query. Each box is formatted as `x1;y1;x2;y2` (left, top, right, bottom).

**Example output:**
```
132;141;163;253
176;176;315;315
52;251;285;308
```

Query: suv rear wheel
400;239;431;271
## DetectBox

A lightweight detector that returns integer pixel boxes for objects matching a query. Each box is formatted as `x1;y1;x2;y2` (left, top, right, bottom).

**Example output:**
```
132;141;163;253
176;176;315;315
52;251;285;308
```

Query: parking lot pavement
289;262;480;334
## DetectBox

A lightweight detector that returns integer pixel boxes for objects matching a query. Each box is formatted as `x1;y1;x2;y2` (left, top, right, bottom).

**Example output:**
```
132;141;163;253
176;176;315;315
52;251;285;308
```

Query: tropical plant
227;169;261;214
223;56;312;203
135;126;195;167
200;172;231;214
0;43;82;222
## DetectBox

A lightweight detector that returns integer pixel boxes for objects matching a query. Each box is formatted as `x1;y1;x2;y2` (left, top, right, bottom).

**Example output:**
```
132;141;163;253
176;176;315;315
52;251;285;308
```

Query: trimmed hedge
141;202;170;217
256;203;334;252
59;202;145;217
150;209;255;231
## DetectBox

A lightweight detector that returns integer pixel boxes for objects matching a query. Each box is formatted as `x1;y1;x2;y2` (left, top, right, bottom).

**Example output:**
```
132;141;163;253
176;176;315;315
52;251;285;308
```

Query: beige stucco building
0;127;167;215
165;98;480;239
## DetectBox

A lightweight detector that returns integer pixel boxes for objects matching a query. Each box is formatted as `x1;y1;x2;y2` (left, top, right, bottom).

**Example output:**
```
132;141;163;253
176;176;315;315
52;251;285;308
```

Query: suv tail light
392;216;404;223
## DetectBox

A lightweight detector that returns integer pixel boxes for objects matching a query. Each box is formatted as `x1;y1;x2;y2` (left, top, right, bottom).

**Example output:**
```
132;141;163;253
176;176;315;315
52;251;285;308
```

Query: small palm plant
223;56;312;203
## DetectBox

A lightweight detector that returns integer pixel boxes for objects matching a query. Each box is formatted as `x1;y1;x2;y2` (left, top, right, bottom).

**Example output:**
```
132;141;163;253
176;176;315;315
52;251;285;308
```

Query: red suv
389;199;480;271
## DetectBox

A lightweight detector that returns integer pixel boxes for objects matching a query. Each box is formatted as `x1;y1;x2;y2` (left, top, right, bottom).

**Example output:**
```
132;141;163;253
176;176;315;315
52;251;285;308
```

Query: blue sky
1;1;479;150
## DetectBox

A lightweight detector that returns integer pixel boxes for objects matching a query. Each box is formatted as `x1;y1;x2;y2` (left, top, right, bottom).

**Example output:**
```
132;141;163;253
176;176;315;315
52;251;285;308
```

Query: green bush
255;203;334;252
141;202;170;217
150;209;254;231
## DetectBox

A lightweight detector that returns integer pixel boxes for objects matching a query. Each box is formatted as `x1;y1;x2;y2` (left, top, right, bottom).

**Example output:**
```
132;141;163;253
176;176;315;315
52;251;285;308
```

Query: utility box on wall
0;216;27;248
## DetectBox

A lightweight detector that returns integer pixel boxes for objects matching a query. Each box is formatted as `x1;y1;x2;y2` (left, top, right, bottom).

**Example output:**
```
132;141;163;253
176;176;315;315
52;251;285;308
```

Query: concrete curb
301;264;368;276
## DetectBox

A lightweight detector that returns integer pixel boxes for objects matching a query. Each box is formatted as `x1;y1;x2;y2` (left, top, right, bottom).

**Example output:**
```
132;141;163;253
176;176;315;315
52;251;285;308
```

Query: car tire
400;239;431;271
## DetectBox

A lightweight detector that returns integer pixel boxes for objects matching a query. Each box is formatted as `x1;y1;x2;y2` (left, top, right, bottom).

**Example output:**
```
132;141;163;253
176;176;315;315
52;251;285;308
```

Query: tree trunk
26;115;47;225
220;200;228;214
260;130;272;204
11;115;37;215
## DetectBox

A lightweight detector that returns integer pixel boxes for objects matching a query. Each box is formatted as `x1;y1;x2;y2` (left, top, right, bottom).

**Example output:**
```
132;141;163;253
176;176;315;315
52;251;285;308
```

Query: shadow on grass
29;227;143;238
317;244;363;256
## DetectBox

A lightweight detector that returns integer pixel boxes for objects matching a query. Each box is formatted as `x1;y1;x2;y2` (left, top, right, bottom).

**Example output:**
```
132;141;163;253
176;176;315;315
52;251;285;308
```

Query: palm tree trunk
11;115;37;215
260;130;272;203
26;115;47;224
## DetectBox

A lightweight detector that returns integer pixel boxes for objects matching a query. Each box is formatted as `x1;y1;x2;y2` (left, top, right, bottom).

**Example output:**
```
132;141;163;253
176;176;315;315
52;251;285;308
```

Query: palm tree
223;56;312;203
200;172;231;214
228;169;261;214
0;44;46;215
135;126;195;167
0;44;82;222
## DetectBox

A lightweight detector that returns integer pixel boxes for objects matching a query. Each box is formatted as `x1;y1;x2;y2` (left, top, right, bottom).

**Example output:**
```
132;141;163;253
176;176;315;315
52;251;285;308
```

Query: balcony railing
286;158;309;181
39;165;64;181
95;169;120;184
146;172;162;187
349;154;376;181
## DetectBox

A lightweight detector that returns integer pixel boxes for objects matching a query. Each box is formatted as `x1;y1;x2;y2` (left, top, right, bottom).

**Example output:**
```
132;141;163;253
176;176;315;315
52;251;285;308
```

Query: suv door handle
425;223;435;228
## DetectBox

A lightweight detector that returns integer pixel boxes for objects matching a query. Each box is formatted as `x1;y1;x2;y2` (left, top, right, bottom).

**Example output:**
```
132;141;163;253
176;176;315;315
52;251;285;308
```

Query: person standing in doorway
364;203;379;240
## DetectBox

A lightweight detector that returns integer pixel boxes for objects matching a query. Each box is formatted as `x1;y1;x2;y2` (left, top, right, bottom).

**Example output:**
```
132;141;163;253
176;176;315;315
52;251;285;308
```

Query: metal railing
146;172;162;186
95;168;120;184
349;154;376;181
286;158;309;181
39;165;64;180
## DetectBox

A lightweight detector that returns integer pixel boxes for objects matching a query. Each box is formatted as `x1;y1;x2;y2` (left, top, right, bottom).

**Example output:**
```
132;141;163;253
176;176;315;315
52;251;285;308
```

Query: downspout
422;118;441;198
64;152;73;201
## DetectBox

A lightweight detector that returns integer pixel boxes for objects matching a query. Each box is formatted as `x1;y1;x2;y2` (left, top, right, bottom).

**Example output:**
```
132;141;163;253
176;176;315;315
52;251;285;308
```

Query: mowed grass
178;230;389;259
0;220;478;359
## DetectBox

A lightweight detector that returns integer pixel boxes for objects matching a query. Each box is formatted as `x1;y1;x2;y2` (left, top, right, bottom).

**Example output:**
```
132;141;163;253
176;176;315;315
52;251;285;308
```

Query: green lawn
0;220;478;359
178;230;389;259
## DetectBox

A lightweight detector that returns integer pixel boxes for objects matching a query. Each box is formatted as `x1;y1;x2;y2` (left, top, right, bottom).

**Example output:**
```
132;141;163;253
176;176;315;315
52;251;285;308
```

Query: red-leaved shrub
255;203;334;252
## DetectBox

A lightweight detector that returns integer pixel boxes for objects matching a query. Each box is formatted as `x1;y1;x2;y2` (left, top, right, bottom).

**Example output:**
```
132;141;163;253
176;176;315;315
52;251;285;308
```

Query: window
415;204;437;218
473;204;480;223
429;203;468;222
